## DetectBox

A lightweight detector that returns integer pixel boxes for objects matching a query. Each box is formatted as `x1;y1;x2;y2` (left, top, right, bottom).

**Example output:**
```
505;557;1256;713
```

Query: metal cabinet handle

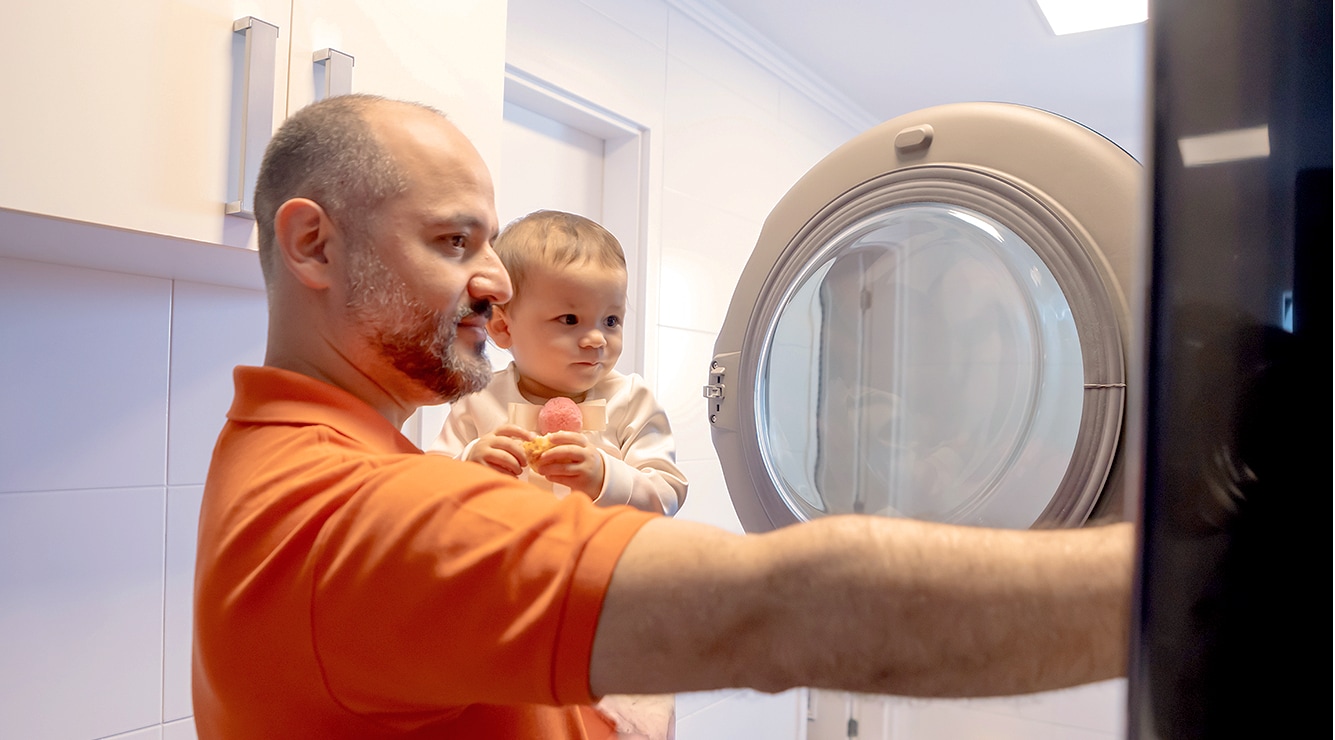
313;49;355;100
226;16;280;219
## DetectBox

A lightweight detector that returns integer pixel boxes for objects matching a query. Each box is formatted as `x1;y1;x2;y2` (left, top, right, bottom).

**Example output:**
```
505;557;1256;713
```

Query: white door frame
502;64;653;376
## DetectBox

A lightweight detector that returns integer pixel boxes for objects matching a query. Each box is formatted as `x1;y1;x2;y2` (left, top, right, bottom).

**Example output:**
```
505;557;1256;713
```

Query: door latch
702;361;725;424
702;352;740;431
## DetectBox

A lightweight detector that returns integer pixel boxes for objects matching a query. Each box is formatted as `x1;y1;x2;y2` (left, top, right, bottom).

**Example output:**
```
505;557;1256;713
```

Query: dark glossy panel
1130;0;1332;737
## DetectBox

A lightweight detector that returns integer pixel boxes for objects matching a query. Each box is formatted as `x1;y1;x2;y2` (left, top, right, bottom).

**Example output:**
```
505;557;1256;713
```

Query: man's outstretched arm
590;515;1133;698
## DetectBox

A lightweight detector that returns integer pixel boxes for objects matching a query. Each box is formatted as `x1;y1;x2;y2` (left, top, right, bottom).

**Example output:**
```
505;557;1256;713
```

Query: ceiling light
1177;126;1271;167
1034;0;1148;35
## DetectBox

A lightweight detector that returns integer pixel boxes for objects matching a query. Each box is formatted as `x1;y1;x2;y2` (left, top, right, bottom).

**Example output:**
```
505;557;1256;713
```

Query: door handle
313;48;355;100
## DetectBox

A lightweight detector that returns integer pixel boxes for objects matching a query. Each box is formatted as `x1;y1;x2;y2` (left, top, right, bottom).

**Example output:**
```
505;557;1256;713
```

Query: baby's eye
604;316;622;329
558;314;579;325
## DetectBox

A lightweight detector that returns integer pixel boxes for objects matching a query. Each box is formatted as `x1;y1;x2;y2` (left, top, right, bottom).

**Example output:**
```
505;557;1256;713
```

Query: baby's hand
466;424;533;477
530;431;605;498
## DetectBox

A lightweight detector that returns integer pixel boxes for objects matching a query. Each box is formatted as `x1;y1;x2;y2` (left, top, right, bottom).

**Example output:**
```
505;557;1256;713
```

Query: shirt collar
227;365;420;454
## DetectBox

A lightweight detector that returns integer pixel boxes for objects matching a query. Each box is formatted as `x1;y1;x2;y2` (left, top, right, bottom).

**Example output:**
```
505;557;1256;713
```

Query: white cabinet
287;0;507;168
807;690;891;740
0;0;290;248
0;0;505;256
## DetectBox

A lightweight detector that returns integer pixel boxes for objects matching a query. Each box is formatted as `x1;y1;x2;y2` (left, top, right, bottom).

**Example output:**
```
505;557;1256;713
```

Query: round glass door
760;203;1083;529
709;102;1140;532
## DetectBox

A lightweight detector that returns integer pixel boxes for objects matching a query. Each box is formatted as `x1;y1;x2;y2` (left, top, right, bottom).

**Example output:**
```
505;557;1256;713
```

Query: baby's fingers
473;441;527;476
542;430;587;448
493;423;536;442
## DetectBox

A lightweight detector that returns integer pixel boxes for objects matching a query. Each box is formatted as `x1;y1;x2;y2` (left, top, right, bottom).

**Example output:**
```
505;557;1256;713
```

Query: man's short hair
493;210;627;306
252;94;436;285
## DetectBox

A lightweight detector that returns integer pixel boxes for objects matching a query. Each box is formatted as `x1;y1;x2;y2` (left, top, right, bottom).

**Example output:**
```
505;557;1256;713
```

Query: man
193;94;1133;739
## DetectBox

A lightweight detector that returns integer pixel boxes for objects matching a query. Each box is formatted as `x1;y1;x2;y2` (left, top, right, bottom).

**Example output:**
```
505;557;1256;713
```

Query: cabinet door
807;689;851;739
287;0;507;168
0;0;290;245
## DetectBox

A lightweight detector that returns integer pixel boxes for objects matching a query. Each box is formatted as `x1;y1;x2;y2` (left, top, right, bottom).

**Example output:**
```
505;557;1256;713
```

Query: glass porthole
758;202;1084;528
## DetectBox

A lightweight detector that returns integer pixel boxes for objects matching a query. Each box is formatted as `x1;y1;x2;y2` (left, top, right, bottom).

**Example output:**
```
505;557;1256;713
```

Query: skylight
1034;0;1148;35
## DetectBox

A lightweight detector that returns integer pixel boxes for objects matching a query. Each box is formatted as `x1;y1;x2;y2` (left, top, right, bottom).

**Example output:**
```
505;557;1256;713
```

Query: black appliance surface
1129;0;1332;736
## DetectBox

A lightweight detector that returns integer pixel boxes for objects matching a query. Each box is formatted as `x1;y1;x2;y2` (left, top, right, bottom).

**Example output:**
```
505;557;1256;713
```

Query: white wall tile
664;7;782;116
776;88;863;156
582;0;671;51
675;688;802;740
166;281;268;485
0;257;170;493
675;687;738;719
0;487;165;739
673;457;742;534
655;325;718;463
163;486;205;722
506;0;669;128
162;717;198;740
105;726;163;740
661;58;795;222
657;189;760;334
893;699;1063;740
999;679;1126;733
888;681;1125;740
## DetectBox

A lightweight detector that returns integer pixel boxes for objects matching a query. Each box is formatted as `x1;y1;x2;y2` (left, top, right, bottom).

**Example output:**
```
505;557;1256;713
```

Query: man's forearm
590;516;1133;698
756;516;1133;696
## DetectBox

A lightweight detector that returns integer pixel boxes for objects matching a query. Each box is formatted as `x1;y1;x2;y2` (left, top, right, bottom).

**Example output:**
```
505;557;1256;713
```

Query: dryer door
707;102;1141;532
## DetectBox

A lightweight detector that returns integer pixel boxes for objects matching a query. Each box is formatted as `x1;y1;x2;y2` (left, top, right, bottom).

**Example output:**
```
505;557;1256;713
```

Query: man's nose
471;245;512;304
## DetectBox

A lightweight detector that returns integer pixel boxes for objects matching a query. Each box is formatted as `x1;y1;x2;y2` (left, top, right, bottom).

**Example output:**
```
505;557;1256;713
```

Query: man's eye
439;235;467;250
559;314;578;325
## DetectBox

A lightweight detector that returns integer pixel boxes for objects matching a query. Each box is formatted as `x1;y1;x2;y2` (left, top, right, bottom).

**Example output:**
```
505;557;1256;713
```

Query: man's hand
531;431;605;498
465;424;533;477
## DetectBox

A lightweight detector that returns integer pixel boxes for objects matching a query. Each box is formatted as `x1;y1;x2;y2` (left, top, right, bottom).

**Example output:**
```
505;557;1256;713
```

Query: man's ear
272;198;336;289
488;305;515;349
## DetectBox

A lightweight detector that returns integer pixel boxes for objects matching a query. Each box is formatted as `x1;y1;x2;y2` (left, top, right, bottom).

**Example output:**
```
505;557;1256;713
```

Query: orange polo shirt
193;366;656;738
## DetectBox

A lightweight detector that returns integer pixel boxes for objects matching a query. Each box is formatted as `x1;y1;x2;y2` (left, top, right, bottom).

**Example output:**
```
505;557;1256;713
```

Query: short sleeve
307;454;657;717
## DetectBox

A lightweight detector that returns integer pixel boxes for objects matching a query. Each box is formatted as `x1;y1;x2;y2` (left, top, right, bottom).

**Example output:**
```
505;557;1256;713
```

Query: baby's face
499;262;627;401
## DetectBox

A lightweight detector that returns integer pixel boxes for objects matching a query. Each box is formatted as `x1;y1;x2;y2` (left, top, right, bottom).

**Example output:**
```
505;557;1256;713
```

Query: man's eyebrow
423;214;488;233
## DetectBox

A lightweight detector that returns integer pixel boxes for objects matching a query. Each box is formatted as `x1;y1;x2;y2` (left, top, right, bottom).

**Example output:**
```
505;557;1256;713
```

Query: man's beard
346;249;494;403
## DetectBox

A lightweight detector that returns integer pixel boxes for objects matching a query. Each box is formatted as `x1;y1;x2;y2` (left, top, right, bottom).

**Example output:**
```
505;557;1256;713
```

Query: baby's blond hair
493;210;626;306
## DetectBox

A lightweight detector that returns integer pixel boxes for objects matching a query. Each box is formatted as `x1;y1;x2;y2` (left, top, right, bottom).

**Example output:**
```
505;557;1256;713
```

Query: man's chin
448;355;494;397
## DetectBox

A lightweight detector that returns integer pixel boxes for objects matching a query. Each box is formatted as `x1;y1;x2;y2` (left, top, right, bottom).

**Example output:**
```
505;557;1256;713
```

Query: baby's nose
581;329;606;348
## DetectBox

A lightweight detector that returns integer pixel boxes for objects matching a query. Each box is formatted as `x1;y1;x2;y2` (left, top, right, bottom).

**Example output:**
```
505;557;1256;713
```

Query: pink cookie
537;397;583;434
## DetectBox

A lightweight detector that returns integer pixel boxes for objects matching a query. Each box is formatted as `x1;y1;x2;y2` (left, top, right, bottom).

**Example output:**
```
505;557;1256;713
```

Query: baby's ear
487;305;514;349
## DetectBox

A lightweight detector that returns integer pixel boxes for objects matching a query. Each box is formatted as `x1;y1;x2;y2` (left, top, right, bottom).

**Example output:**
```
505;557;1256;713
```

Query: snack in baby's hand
523;397;583;464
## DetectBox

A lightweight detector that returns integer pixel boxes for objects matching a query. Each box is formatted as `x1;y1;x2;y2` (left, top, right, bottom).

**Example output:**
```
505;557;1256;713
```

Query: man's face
339;106;511;405
345;243;494;403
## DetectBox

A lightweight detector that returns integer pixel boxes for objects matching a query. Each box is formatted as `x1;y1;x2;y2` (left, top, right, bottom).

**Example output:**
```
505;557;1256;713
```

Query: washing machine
706;101;1142;532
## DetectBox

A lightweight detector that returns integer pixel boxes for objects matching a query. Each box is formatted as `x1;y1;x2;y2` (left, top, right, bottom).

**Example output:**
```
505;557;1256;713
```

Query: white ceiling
698;0;1148;155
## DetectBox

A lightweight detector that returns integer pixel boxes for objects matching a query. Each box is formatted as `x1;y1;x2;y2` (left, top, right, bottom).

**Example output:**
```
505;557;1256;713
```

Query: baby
430;209;687;516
